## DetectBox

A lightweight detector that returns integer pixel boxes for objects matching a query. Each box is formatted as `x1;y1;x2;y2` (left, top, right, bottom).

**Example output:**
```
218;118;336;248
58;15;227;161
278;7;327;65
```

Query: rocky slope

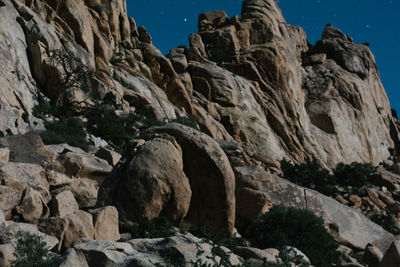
1;0;400;266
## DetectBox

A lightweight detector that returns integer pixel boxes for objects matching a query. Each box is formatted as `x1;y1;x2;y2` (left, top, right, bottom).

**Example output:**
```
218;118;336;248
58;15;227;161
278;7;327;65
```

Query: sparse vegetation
10;231;58;267
48;49;94;109
171;116;200;130
245;206;339;267
129;216;176;239
280;159;338;196
334;162;375;194
280;159;375;196
40;117;89;150
370;213;400;235
32;101;57;118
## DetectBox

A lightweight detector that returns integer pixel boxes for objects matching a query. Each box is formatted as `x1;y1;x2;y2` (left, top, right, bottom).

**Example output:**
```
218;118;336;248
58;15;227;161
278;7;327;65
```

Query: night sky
128;0;400;112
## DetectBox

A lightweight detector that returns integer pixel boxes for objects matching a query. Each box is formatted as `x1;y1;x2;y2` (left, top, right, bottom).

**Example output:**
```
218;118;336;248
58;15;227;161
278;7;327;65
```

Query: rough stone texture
233;246;279;263
0;163;50;219
0;209;5;227
380;240;400;267
97;137;192;224
94;147;121;166
0;148;9;164
37;217;69;252
53;248;89;267
52;190;79;218
235;165;392;250
59;151;112;182
0;222;58;249
363;244;383;267
63;210;95;249
0;243;14;267
147;123;236;235
89;206;120;241
0;134;54;165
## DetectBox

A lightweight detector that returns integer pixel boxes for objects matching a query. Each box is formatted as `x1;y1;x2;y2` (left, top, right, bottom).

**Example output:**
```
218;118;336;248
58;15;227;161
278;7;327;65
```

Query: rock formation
0;0;399;266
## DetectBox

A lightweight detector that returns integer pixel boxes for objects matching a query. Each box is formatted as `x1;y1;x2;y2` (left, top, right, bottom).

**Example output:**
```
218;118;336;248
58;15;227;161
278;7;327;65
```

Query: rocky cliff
1;0;400;266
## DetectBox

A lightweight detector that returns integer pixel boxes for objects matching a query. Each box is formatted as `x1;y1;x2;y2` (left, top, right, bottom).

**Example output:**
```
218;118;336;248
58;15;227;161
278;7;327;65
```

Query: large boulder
147;123;236;235
97;137;192;223
235;166;392;250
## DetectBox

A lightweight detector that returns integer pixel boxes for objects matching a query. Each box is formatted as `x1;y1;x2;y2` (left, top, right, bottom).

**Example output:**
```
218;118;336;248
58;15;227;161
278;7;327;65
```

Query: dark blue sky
128;0;400;112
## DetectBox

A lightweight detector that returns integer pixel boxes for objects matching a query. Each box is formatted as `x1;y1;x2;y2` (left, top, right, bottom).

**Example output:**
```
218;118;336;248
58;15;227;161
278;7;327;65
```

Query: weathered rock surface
56;232;245;267
0;162;50;219
0;222;58;249
52;190;79;218
380;240;400;267
147;123;236;235
89;206;120;242
98;136;192;224
235;165;392;250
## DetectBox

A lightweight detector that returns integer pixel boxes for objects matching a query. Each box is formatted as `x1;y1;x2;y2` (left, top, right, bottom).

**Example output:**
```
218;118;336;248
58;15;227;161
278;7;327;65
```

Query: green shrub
245;206;339;267
280;159;338;196
40;117;88;150
129;216;176;239
281;159;375;197
10;231;58;267
32;102;57;118
86;107;164;148
370;214;400;235
334;162;374;193
171;116;199;130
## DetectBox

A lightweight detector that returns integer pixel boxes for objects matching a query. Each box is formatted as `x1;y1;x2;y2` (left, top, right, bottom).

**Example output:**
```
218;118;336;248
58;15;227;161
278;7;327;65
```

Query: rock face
0;0;399;265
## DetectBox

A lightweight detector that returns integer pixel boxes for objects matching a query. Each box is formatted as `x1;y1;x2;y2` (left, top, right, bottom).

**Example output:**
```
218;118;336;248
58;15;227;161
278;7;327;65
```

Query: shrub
86;107;164;148
40;117;89;150
129;216;176;239
48;49;94;109
334;162;374;193
280;159;338;196
370;214;400;235
245;206;339;267
32;102;57;118
10;231;58;267
170;116;199;130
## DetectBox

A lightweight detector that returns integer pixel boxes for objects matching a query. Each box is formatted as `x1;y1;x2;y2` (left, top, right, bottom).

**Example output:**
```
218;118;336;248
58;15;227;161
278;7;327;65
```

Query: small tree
10;231;58;267
48;49;94;110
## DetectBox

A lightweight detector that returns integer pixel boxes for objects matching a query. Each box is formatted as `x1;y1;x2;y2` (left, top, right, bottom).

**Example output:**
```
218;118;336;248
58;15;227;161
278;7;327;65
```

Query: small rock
46;170;72;188
280;246;311;265
37;217;69;252
63;210;95;249
0;148;9;163
379;240;400;267
349;195;362;208
16;186;48;222
0;243;14;267
363;244;383;267
89;206;120;242
53;248;89;267
52;190;79;218
94;147;121;166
